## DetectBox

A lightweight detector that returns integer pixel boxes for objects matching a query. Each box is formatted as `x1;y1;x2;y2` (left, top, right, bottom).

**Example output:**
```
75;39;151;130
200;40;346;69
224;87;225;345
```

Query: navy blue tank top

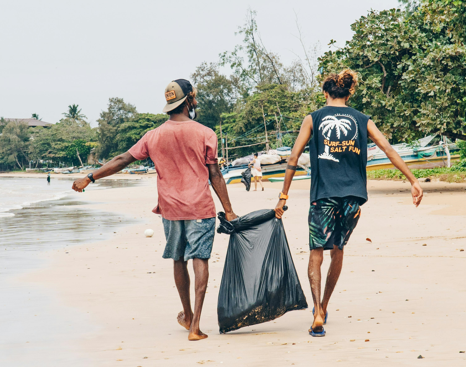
309;106;370;204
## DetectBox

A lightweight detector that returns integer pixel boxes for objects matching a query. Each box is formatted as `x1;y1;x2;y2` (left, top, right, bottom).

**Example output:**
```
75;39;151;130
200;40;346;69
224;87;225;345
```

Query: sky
0;0;399;126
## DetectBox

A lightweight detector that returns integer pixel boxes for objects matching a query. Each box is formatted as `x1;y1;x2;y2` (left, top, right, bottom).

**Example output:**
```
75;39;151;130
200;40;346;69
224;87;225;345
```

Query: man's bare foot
188;330;208;341
177;311;191;330
309;313;324;333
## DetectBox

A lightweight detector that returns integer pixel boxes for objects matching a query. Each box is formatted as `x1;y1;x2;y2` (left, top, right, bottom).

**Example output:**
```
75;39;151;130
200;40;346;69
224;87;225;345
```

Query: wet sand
7;177;466;366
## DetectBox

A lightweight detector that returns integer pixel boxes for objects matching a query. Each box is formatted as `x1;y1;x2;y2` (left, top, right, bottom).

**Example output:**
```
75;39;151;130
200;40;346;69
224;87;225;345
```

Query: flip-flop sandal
309;327;326;337
312;307;328;325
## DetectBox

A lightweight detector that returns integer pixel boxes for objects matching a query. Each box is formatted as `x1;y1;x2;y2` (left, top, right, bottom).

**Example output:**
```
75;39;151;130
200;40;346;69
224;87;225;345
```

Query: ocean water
0;177;142;274
0;177;141;367
0;177;72;218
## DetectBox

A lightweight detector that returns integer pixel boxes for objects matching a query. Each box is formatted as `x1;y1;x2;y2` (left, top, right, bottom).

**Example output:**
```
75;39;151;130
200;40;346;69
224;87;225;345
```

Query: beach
2;174;466;366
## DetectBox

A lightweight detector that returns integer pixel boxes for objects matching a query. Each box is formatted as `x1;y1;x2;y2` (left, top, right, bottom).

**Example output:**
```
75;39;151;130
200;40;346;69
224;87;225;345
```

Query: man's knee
174;259;188;268
330;245;344;259
310;248;324;263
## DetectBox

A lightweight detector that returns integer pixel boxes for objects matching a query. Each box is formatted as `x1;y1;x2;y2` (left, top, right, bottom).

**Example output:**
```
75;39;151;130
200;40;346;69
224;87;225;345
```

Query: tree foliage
63;104;87;123
96;98;167;159
0;107;98;170
30;118;97;166
117;113;167;152
0;99;168;170
0;120;31;169
193;10;322;159
96;98;138;159
319;0;466;142
192;62;235;130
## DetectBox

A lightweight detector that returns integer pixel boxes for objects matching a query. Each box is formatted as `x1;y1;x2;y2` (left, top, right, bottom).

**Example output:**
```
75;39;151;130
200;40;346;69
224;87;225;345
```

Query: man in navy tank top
274;69;424;337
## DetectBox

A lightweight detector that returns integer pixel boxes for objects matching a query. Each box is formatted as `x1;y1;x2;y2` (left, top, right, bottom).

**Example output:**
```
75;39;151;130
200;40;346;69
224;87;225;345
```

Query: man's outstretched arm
208;163;237;221
367;120;423;207
275;115;313;218
72;152;137;192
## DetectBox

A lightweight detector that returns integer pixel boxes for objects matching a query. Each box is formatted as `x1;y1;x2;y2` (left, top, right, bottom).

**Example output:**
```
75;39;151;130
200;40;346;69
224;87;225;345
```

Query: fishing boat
367;136;460;170
221;147;309;184
128;168;148;174
268;175;311;183
54;167;75;174
222;136;459;184
61;168;81;174
121;165;148;174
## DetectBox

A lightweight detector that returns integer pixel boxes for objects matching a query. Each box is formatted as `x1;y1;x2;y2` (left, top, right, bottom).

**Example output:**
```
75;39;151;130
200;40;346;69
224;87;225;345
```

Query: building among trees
2;118;52;128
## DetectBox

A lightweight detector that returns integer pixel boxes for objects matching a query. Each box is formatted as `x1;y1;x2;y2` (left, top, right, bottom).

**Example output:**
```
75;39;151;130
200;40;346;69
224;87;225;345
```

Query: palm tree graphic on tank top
318;115;358;163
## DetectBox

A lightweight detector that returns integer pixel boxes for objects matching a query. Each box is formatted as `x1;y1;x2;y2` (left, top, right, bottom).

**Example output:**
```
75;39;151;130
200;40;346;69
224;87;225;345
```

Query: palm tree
63;104;87;120
319;116;352;140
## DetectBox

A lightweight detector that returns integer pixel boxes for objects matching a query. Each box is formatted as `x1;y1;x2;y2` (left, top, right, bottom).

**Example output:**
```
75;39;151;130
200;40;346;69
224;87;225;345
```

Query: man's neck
169;112;192;122
326;98;347;107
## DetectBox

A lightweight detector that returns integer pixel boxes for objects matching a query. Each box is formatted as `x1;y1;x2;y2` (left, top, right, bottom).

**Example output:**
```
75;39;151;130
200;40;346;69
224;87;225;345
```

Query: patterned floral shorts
308;197;361;251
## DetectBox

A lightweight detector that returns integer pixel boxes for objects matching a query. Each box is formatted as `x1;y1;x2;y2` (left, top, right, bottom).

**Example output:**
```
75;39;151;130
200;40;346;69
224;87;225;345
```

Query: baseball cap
163;79;194;113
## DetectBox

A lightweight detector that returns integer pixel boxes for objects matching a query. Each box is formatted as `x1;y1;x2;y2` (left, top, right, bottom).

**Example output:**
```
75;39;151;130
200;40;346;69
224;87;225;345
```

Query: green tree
220;84;323;158
191;62;235;129
117;113;167;152
190;10;322;159
30;119;97;167
219;9;287;96
398;0;420;12
97;98;137;158
31;113;41;120
62;104;87;125
64;139;92;167
319;0;466;142
0;121;31;170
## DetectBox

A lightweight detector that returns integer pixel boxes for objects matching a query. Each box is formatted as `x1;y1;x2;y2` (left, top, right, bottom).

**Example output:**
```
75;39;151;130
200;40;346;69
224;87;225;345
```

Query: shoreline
0;172;145;180
0;175;144;218
4;178;466;366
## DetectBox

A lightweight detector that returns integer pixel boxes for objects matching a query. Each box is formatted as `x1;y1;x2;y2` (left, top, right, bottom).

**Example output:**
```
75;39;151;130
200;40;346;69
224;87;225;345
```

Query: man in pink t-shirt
72;79;237;341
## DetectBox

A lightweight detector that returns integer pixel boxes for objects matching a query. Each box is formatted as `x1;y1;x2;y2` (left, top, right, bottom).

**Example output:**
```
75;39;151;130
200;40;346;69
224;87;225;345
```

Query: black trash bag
217;209;308;334
240;167;252;191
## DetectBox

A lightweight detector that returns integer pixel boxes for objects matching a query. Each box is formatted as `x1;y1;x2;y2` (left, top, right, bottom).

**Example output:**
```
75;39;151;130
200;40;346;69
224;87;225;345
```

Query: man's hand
225;211;238;221
275;200;286;219
411;180;423;207
72;177;90;192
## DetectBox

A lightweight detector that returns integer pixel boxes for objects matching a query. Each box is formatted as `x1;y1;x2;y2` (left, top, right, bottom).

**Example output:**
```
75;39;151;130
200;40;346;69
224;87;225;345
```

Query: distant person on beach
72;79;237;341
47;173;51;185
248;153;264;191
274;69;423;337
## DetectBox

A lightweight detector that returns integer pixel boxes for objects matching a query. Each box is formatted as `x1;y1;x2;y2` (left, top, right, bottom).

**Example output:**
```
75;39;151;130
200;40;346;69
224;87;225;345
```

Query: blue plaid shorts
162;217;216;261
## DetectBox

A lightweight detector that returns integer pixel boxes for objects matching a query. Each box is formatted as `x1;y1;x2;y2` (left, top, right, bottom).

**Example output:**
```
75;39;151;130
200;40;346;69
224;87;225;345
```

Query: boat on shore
53;167;75;174
221;147;310;184
366;136;460;170
222;163;309;184
268;175;311;183
222;136;459;184
122;165;149;174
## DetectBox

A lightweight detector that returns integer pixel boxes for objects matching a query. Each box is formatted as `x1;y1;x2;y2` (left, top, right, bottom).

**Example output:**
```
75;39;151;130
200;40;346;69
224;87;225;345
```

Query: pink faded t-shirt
128;120;218;220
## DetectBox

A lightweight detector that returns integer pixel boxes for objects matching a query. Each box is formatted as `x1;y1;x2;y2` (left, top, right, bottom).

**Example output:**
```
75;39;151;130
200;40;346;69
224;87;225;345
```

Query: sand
8;176;466;366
